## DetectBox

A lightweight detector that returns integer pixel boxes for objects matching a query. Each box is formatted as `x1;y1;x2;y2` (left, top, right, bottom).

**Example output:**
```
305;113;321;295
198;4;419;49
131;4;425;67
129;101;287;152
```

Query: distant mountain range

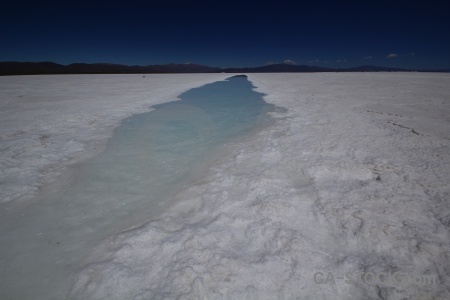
0;61;448;75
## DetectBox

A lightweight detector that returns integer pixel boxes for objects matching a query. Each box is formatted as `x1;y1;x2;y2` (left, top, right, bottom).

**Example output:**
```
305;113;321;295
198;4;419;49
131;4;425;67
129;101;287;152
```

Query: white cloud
386;53;399;58
364;56;373;60
283;59;297;65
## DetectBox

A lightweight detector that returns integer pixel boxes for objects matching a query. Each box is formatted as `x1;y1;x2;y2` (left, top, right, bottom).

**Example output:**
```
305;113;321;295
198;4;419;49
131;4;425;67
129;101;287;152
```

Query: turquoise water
66;75;274;230
0;76;275;299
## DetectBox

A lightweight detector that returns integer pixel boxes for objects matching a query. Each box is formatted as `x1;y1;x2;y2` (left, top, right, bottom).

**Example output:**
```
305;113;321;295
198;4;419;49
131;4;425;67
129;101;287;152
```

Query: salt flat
1;73;450;299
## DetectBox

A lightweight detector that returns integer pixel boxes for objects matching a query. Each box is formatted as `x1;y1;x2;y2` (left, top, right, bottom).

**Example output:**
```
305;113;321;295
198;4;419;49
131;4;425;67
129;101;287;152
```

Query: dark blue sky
1;0;449;69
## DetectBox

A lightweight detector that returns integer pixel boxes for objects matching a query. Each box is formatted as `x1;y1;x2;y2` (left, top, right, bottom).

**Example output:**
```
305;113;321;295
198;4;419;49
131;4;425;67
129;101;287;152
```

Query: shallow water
0;76;275;299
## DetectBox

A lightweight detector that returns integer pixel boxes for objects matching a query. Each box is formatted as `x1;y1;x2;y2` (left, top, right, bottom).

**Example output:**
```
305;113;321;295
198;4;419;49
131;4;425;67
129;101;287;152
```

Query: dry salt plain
1;72;449;299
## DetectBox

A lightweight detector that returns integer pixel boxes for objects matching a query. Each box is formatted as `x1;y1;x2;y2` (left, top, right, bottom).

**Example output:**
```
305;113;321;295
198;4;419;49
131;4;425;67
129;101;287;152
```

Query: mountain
65;62;221;74
66;63;131;73
0;62;66;75
223;63;333;73
147;63;221;73
342;65;409;72
0;61;448;76
0;62;220;75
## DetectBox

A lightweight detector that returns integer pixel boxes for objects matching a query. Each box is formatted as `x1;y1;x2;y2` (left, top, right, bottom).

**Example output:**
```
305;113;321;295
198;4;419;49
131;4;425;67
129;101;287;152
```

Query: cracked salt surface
0;74;276;299
0;74;232;299
1;73;450;299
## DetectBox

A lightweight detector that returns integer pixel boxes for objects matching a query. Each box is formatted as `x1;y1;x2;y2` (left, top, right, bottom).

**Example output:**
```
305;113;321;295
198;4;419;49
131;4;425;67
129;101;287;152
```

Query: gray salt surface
0;75;276;300
1;73;450;300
